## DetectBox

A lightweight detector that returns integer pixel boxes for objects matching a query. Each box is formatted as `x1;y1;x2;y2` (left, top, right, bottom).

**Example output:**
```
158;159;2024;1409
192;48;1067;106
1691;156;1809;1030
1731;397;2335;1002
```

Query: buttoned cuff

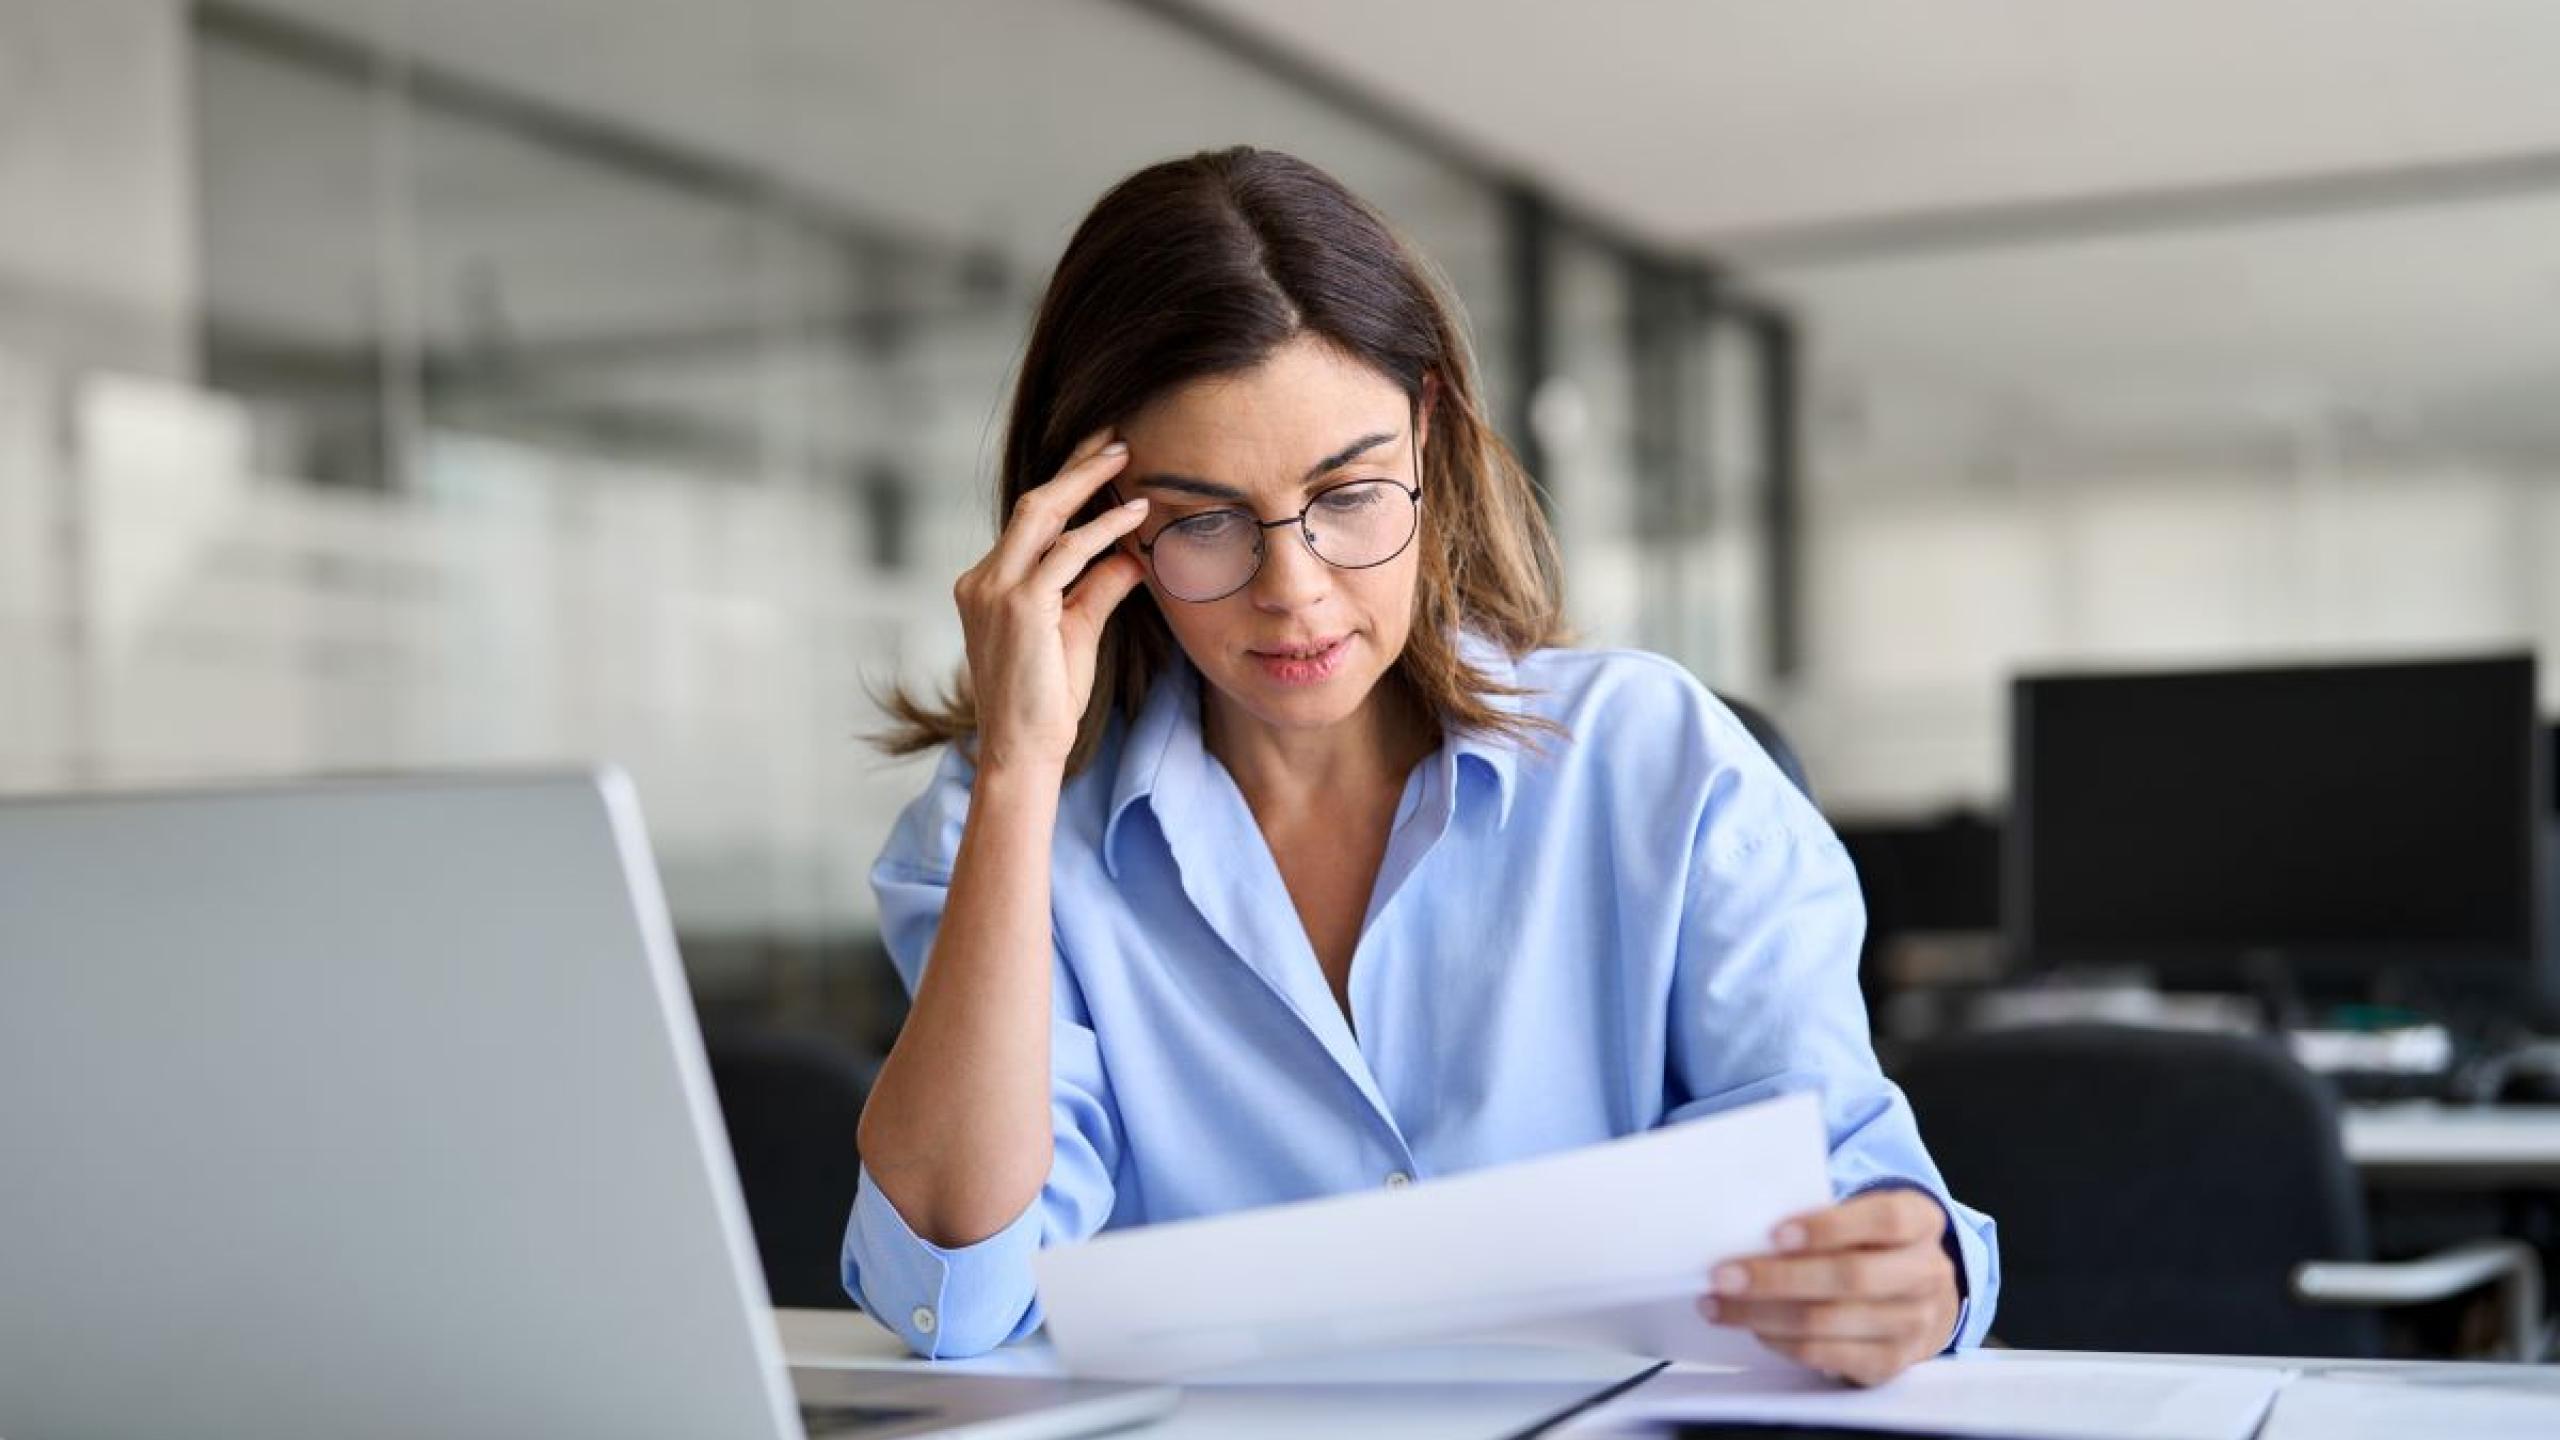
840;1164;1046;1359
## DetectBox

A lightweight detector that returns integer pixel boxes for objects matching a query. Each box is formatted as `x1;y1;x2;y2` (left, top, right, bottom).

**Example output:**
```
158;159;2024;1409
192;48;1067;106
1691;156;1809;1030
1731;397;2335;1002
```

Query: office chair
1717;692;1813;802
702;1025;878;1310
1896;1023;2545;1360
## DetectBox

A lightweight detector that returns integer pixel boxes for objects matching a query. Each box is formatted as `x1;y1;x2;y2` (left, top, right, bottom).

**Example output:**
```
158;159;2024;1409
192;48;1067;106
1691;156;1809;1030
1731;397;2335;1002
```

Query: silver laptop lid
0;769;803;1440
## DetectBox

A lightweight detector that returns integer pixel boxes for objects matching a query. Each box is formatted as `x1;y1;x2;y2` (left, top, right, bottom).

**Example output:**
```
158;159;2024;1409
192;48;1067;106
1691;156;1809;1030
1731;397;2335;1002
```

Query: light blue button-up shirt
844;632;2000;1359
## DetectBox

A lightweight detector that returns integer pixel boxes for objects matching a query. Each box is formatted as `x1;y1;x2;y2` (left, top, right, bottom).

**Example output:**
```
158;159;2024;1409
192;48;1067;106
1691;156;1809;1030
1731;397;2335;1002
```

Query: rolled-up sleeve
1659;716;2001;1353
843;746;1124;1358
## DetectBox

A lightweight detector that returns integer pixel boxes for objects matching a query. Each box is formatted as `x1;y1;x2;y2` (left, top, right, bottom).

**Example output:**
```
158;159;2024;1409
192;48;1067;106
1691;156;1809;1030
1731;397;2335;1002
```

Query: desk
778;1309;1659;1439
2342;1103;2560;1185
775;1309;2560;1438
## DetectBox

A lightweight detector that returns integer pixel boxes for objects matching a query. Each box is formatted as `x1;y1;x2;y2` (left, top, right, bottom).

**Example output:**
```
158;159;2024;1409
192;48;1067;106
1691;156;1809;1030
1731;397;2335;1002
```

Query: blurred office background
8;0;2560;1348
4;0;1780;1039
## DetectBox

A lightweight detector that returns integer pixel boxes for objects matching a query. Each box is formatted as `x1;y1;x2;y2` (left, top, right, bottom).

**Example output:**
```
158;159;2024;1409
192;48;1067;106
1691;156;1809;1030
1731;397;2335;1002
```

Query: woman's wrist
973;747;1069;799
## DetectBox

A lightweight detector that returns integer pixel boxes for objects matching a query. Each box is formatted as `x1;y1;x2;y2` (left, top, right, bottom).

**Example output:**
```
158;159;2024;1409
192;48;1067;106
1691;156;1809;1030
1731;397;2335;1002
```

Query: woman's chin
1224;664;1381;733
1232;688;1368;734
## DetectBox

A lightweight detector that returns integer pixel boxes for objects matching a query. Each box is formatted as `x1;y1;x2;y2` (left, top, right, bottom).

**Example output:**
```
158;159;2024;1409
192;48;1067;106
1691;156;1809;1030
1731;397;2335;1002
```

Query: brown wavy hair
877;146;1569;776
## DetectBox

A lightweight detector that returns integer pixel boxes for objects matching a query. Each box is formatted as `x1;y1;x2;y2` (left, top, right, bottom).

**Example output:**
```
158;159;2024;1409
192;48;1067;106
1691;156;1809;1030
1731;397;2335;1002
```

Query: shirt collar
1447;626;1527;830
1101;627;1530;879
1102;650;1206;881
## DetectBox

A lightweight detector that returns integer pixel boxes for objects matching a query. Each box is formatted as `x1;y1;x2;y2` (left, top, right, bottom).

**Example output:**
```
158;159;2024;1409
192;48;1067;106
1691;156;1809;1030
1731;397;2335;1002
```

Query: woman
849;147;1997;1386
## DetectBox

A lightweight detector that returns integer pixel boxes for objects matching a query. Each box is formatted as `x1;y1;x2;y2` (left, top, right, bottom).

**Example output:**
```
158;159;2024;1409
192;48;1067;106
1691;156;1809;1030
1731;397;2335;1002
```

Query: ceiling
213;0;1502;286
1187;0;2560;469
212;0;2560;470
1182;0;2560;247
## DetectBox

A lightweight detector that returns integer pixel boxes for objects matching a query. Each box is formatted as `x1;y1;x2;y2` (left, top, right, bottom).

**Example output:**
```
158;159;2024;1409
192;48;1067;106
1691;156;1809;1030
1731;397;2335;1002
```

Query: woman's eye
1172;511;1249;543
1318;484;1385;512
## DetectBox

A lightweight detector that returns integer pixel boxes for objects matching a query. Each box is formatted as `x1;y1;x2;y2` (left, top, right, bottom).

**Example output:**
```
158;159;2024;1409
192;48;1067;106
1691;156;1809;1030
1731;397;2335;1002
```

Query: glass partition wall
4;0;1769;1037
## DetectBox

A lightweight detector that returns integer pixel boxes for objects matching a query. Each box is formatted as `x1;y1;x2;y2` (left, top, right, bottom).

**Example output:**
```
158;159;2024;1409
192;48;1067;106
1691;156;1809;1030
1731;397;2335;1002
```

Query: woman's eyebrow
1130;473;1247;501
1130;429;1402;500
1304;429;1399;479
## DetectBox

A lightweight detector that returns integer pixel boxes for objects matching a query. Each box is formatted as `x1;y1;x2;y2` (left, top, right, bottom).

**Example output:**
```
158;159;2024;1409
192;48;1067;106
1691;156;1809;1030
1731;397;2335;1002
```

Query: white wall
1789;435;2560;816
0;0;197;379
0;356;954;952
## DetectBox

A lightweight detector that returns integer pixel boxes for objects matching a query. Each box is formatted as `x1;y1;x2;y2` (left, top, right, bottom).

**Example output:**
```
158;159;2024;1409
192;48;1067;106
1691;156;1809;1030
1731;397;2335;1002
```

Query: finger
998;438;1130;573
1701;1295;1933;1343
1061;550;1147;629
1762;1335;1913;1389
1030;496;1149;594
1713;1242;1943;1303
995;437;1129;575
1041;426;1118;490
1064;426;1118;466
1775;1190;1945;1255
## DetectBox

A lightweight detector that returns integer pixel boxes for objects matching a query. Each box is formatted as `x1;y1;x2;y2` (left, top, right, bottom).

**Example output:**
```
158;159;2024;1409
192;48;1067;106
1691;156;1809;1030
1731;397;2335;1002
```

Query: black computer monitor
2007;655;2546;1007
2547;721;2559;814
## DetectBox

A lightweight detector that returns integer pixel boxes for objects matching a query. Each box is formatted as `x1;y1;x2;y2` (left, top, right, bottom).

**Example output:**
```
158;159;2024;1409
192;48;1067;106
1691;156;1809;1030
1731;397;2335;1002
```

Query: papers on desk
1032;1091;1831;1380
2258;1369;2560;1440
1561;1355;2293;1440
1564;1354;2560;1440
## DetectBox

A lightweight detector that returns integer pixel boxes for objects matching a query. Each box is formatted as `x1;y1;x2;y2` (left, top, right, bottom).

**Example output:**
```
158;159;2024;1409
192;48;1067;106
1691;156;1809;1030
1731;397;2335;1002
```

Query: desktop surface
779;1309;2560;1440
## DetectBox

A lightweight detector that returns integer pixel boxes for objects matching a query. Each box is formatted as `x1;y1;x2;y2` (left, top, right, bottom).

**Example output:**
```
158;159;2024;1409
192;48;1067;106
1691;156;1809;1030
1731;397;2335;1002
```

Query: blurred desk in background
2344;1103;2560;1187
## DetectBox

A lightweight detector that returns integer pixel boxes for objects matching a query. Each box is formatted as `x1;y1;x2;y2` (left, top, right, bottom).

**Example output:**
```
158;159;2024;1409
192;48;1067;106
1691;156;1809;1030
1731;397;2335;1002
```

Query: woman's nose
1250;524;1330;611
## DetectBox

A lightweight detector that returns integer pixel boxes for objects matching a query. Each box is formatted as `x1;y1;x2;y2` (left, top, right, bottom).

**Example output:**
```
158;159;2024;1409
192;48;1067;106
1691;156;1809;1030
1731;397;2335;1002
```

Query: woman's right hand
953;429;1152;774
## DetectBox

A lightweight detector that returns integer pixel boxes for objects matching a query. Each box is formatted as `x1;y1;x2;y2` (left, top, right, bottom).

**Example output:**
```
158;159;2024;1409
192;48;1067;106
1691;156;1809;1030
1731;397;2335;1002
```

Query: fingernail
1101;441;1128;455
1712;1264;1748;1295
1120;497;1148;511
1774;1223;1808;1252
1699;1296;1724;1323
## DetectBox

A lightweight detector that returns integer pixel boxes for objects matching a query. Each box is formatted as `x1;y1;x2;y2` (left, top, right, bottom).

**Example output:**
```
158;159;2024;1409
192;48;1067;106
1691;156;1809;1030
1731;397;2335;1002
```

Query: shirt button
1385;1171;1413;1189
910;1305;938;1335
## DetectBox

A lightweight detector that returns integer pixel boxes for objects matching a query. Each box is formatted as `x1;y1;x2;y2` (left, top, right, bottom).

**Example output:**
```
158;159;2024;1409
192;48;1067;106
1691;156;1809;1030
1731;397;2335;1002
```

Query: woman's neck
1201;673;1438;820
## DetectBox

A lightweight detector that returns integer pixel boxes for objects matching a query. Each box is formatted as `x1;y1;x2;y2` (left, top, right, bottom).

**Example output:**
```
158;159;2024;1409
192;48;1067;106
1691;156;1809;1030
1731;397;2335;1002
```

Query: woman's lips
1253;634;1347;659
1249;634;1351;686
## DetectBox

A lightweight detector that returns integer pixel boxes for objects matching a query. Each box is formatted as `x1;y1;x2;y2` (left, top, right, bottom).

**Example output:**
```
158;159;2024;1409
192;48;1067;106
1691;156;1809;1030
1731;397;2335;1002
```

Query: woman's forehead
1125;340;1409;482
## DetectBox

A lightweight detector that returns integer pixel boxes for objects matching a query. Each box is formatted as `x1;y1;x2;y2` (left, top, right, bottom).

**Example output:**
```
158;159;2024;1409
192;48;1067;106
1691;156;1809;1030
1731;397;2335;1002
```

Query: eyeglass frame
1107;475;1425;604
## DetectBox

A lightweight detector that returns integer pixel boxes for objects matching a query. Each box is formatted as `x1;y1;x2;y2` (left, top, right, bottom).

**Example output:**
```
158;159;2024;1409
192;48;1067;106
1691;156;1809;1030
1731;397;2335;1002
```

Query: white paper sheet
1181;1341;1663;1390
2257;1370;2560;1440
1032;1091;1831;1379
1561;1356;2292;1440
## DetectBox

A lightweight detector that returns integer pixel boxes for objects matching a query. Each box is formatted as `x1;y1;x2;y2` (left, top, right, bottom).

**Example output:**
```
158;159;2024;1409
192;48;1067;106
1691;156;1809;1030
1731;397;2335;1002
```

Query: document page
2257;1369;2560;1440
1033;1091;1831;1379
1562;1355;2292;1440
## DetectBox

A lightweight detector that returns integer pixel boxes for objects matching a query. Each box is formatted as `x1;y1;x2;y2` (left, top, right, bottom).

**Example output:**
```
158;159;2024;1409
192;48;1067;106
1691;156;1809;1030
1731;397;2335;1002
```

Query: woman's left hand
1699;1187;1960;1387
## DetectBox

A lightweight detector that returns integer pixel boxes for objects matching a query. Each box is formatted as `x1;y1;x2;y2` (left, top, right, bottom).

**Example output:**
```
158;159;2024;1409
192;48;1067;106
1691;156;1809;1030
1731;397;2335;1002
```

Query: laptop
0;769;1177;1440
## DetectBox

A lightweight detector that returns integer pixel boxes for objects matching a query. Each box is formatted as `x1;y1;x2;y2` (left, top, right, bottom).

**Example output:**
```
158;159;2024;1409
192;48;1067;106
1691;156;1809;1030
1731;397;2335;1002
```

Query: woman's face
1118;335;1426;740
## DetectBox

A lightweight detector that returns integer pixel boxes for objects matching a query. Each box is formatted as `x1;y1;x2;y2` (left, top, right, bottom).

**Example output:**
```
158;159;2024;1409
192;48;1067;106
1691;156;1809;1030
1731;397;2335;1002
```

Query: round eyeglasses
1119;478;1423;604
